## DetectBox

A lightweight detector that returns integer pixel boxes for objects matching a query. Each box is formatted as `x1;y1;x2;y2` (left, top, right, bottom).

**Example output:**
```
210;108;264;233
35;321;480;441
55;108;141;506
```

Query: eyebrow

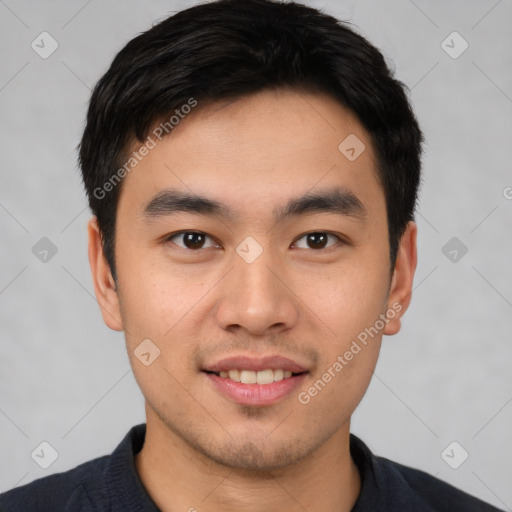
142;186;367;223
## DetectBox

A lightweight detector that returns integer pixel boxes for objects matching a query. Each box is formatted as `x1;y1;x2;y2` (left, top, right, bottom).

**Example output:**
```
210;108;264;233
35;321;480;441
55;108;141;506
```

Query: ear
87;217;123;331
383;221;418;336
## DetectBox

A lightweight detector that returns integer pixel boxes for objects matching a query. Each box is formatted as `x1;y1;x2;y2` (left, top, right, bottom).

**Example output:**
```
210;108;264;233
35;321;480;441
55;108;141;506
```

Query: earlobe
383;221;418;336
87;217;124;331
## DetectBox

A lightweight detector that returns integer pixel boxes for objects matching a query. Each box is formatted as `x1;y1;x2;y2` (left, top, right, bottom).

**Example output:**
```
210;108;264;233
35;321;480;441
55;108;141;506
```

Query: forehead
118;89;385;225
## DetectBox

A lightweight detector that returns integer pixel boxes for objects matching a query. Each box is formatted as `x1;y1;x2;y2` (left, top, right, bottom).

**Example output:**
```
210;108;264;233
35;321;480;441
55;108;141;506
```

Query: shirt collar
106;423;160;512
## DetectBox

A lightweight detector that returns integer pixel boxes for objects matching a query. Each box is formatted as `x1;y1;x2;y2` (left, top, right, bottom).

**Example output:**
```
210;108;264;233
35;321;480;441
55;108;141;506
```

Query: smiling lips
202;355;310;406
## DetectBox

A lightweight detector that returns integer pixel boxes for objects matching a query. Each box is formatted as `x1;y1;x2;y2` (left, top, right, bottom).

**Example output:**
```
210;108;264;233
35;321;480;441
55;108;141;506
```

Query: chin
200;438;311;473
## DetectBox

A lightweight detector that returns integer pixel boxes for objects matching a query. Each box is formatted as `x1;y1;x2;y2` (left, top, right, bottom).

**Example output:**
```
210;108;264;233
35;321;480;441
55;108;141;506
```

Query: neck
135;405;361;512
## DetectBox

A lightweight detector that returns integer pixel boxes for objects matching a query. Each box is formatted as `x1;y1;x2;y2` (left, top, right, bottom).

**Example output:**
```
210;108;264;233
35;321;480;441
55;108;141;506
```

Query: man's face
93;90;411;471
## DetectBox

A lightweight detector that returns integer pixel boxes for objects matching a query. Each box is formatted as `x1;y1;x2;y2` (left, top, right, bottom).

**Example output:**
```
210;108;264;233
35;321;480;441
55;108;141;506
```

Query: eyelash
164;230;347;252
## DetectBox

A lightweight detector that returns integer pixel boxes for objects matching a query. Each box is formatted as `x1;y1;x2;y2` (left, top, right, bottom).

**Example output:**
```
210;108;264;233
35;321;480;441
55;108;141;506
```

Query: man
0;0;503;510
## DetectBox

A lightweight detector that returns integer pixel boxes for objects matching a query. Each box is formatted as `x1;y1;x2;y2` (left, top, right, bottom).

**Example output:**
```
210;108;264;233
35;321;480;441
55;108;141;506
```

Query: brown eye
167;231;217;250
294;232;341;250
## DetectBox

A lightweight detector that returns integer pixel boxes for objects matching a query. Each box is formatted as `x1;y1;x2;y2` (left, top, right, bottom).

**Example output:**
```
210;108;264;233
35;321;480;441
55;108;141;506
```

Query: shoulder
350;434;503;511
377;454;503;511
0;455;110;512
0;423;148;512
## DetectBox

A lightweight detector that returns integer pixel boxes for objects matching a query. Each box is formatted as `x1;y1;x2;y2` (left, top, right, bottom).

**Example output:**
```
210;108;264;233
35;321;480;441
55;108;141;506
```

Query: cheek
297;254;388;403
306;258;389;339
329;337;382;415
115;239;196;336
116;259;219;386
117;269;201;397
119;274;200;340
300;271;385;414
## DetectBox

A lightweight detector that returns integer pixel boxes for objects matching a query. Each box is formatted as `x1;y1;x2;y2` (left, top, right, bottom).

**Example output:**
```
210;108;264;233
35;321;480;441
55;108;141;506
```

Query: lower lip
204;372;308;407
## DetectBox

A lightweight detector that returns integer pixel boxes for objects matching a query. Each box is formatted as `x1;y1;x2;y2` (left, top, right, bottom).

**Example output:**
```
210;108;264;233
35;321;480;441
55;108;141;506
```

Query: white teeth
228;369;241;382
240;370;257;384
273;369;284;381
217;368;297;384
256;369;274;385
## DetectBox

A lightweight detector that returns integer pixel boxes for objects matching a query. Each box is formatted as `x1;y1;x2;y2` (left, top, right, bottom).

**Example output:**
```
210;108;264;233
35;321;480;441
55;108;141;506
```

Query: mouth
201;355;310;406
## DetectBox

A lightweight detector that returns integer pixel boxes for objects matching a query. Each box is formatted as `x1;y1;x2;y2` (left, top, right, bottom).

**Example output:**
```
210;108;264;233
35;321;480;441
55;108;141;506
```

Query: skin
88;89;417;511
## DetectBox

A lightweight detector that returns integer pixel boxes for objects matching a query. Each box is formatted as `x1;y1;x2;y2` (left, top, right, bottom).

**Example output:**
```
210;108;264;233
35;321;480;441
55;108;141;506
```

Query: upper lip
203;355;309;373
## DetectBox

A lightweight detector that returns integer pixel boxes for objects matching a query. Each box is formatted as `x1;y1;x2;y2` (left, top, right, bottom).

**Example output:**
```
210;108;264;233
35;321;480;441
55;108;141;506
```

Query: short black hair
78;0;423;282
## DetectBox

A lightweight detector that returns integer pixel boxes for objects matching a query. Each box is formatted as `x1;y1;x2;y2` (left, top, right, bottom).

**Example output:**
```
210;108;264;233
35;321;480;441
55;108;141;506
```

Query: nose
214;247;299;337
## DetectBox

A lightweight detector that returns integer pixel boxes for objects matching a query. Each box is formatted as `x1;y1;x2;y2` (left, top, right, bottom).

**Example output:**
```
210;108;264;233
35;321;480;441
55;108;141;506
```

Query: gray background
0;0;511;509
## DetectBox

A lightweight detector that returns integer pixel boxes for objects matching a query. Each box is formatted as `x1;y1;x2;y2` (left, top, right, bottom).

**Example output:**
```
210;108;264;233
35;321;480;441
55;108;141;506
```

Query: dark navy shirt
0;423;503;511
